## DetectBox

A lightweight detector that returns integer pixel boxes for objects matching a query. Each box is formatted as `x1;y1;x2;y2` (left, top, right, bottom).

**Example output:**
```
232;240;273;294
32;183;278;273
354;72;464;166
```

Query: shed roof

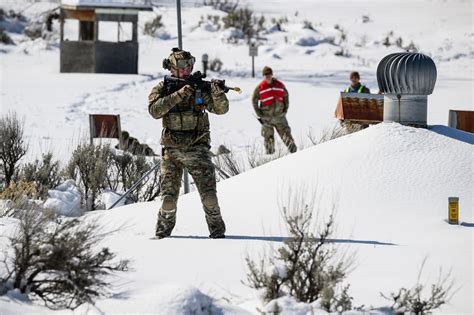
61;0;153;11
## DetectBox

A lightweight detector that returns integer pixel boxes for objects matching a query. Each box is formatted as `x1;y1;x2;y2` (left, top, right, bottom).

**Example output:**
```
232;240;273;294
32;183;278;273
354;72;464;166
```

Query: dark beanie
262;66;273;76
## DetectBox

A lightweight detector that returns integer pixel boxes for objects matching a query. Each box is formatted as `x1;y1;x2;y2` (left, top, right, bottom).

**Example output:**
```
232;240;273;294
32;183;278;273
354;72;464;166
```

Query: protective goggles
175;57;195;69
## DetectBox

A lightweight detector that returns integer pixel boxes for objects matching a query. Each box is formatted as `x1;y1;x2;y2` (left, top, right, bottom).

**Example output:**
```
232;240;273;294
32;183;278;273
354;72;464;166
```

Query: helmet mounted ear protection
163;47;195;70
162;58;172;70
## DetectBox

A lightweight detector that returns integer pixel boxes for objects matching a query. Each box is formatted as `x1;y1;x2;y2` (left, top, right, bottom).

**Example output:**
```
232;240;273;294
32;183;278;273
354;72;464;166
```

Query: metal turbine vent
377;52;437;126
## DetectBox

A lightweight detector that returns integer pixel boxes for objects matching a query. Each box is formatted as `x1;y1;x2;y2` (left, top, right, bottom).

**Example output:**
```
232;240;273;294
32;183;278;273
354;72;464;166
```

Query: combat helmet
163;47;196;70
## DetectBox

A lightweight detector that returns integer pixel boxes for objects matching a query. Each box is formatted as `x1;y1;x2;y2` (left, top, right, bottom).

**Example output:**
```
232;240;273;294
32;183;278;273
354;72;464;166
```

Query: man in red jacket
251;66;297;154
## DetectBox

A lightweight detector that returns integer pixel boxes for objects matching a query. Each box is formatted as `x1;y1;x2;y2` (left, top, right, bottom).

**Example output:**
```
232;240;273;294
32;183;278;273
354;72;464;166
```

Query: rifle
164;71;241;105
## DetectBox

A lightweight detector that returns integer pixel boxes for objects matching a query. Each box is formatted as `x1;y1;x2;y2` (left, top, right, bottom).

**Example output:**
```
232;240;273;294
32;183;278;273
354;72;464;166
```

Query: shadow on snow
170;235;397;246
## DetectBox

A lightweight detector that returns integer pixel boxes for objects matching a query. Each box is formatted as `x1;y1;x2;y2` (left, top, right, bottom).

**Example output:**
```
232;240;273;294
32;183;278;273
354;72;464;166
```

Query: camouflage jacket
148;80;229;148
251;78;289;118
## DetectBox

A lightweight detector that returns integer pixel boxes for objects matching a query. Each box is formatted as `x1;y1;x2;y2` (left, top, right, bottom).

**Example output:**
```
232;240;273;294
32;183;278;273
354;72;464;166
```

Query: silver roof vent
377;52;437;126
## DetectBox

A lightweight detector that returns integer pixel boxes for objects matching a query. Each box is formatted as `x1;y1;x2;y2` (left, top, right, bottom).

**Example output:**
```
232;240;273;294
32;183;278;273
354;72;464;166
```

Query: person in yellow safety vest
344;71;370;94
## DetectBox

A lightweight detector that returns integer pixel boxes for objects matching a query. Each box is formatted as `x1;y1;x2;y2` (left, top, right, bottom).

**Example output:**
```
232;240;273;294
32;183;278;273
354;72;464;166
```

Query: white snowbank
83;284;251;315
0;122;472;315
44;180;83;217
101;189;125;209
75;123;470;314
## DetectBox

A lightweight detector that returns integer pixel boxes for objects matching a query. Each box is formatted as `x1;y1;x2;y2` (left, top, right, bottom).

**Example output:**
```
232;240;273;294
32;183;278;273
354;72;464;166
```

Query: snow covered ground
0;0;473;314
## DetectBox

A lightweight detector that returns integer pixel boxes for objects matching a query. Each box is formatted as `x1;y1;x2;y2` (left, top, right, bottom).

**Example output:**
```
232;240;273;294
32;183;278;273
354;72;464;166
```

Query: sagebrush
0;208;129;309
105;152;160;203
143;14;163;36
0;112;28;189
244;189;353;312
381;258;456;315
66;143;110;210
21;152;62;199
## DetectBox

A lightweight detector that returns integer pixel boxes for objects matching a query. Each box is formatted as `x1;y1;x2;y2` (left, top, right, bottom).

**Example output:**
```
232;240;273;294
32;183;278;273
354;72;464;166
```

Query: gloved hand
253;103;263;117
211;81;224;96
177;85;194;100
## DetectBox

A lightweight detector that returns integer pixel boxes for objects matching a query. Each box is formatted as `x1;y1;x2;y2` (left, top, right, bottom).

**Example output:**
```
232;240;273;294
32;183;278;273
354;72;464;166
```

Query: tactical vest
344;84;365;93
159;81;211;148
161;82;210;133
258;79;286;107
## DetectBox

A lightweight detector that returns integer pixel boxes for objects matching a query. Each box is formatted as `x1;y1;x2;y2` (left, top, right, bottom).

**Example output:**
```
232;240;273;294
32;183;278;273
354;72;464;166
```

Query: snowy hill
1;123;471;314
89;123;474;314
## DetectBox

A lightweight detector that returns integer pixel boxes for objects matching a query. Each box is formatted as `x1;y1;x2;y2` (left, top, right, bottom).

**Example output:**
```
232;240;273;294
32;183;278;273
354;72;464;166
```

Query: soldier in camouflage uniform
252;66;297;154
148;48;229;239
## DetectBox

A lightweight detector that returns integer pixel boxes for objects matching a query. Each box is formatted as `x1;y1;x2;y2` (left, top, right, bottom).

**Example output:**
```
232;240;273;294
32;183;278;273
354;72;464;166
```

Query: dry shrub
213;149;244;179
381;258;456;315
143;14;163;36
21;152;62;199
0;111;28;189
244;188;353;312
66;143;110;211
0;208;129;309
247;141;287;169
105;152;160;203
307;122;366;146
0;181;38;217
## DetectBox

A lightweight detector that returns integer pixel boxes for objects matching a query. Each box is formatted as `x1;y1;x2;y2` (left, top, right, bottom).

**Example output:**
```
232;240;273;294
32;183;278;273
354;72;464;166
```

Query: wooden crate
336;92;384;124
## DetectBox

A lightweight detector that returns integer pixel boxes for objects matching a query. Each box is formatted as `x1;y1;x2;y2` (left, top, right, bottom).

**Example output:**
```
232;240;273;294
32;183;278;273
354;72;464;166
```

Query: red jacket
258;79;286;107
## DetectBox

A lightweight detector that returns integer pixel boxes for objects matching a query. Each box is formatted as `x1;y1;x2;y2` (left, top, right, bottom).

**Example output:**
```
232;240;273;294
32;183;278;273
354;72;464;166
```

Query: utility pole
176;0;189;194
177;0;183;49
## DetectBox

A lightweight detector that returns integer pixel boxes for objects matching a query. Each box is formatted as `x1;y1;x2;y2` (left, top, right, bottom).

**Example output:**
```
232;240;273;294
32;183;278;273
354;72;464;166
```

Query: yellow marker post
448;197;459;225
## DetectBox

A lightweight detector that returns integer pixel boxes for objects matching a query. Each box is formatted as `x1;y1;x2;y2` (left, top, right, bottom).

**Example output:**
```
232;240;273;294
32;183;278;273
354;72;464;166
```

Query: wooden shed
60;0;152;74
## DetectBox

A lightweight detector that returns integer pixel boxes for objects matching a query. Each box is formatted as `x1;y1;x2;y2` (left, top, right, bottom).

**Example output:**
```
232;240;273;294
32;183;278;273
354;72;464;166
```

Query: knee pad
202;192;218;210
161;195;176;211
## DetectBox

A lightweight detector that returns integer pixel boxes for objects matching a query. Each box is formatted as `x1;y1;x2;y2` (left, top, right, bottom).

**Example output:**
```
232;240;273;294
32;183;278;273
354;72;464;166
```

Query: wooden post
117;114;123;149
89;114;94;145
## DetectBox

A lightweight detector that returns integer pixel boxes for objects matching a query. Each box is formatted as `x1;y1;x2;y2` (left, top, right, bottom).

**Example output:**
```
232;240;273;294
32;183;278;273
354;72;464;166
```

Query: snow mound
198;21;219;33
89;284;250;315
77;123;472;314
295;36;333;46
44;180;83;216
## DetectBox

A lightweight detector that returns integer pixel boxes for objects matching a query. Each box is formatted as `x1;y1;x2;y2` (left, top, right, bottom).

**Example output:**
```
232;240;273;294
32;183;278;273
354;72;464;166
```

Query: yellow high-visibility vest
344;85;365;93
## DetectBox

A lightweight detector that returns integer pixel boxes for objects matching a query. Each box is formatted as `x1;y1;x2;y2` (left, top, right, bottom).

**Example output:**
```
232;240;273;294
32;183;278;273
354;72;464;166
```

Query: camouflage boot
287;142;297;153
155;195;177;239
264;135;275;155
202;192;226;238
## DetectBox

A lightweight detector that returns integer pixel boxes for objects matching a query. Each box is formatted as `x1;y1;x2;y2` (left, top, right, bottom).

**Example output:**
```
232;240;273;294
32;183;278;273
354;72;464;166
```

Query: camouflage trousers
260;115;297;154
156;144;226;238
